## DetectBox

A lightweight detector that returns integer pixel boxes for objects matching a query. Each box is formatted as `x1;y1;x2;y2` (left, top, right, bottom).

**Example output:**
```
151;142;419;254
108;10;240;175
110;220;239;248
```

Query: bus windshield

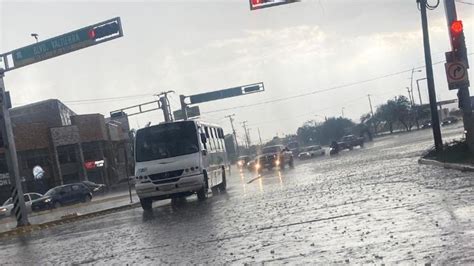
135;122;199;162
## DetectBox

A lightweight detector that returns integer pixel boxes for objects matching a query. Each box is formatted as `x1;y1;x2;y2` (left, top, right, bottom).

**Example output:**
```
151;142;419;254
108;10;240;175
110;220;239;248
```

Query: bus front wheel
140;198;152;211
197;172;209;201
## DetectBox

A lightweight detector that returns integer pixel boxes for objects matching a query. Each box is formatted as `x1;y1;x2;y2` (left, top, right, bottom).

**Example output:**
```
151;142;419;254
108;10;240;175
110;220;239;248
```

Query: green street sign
188;83;265;105
1;17;123;72
174;106;201;120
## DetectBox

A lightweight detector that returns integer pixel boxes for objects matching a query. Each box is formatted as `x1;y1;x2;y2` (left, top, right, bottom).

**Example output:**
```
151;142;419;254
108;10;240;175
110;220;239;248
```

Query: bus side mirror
200;133;207;144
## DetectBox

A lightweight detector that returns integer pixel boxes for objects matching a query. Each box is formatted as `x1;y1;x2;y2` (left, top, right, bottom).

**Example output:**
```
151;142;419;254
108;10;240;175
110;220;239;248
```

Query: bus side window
213;128;220;150
205;127;213;151
199;128;207;150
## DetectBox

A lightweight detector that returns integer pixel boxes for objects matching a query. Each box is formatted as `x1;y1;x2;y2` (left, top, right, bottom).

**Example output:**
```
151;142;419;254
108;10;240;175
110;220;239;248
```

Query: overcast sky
1;0;473;143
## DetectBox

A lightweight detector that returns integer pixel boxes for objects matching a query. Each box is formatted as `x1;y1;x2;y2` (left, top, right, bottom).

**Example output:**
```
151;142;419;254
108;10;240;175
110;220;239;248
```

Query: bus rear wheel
140;198;152;211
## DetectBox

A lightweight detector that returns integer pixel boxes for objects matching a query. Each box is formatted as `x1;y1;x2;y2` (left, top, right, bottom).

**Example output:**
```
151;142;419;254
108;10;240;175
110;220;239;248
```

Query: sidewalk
0;190;140;236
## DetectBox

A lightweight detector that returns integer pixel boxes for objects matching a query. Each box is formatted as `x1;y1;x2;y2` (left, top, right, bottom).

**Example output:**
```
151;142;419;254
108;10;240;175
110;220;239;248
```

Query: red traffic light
88;29;96;39
451;20;463;34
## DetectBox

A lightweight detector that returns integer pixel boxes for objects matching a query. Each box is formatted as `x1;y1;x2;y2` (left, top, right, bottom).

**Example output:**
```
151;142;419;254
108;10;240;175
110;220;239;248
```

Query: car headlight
275;160;280;166
255;163;261;169
237;161;243;166
44;198;51;203
0;207;6;212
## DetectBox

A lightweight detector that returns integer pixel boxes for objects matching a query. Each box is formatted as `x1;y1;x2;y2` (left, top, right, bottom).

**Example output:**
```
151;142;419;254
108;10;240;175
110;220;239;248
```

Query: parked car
32;183;93;211
298;145;326;160
236;156;252;169
441;117;459;127
0;192;43;218
256;145;294;171
81;180;106;194
338;135;364;150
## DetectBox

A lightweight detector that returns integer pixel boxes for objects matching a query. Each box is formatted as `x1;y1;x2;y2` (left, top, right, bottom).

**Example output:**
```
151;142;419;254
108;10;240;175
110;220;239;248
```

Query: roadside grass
424;140;474;165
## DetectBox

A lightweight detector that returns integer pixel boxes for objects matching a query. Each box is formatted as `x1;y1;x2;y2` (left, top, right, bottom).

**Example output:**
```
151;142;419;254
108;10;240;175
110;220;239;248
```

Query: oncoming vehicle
298;145;326;160
134;120;229;211
237;155;251;169
252;145;294;172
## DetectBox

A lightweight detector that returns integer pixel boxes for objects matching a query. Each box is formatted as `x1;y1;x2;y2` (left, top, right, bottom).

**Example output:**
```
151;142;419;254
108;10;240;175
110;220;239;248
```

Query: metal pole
179;95;188;121
0;70;29;227
445;0;474;152
419;0;443;152
341;107;345;118
416;78;427;105
258;128;263;146
159;97;171;122
123;141;132;203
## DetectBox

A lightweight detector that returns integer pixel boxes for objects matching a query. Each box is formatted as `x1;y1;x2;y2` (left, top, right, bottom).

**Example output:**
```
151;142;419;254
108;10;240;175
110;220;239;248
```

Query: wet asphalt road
0;127;473;264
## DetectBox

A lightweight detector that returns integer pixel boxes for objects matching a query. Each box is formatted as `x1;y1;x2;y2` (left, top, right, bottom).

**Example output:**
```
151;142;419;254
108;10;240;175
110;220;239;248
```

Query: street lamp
30;33;39;43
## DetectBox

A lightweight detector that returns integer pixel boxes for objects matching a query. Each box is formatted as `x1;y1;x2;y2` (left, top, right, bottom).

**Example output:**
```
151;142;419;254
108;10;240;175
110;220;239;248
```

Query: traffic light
249;0;299;10
450;20;466;59
88;22;120;40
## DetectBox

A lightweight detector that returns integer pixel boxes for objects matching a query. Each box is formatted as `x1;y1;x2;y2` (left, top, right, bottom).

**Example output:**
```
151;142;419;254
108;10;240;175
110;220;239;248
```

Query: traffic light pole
444;0;474;152
419;0;443;152
0;70;29;227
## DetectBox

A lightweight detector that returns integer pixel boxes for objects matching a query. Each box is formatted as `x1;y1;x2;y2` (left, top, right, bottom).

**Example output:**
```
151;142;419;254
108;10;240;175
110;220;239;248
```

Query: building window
57;145;77;164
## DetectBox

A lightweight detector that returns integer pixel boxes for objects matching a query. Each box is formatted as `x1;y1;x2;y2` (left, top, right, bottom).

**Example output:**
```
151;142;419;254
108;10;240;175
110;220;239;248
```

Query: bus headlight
255;163;261;170
275;160;280;166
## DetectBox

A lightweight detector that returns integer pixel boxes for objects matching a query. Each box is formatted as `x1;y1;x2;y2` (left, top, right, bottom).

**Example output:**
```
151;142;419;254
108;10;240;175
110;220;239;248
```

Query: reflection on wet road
0;127;473;264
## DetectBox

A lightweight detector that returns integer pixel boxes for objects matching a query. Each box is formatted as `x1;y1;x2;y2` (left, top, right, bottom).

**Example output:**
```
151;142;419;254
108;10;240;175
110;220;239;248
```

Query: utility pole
155;90;174;122
225;114;240;156
368;94;377;135
0;70;29;227
367;94;374;117
406;87;415;106
418;0;443;152
258;128;263;146
416;78;427;105
241;121;251;149
341;107;345;118
444;0;474;152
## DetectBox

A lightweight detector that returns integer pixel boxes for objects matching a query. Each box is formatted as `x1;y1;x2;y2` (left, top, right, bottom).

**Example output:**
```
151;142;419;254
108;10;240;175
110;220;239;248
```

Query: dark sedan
81;180;106;194
32;183;93;211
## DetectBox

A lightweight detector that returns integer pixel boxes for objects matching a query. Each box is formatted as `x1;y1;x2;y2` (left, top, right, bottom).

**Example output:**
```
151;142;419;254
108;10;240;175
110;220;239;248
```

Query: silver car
0;192;43;218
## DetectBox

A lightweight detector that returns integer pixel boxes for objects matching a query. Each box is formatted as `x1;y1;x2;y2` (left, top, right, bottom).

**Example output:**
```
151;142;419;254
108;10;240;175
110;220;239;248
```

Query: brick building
0;99;131;203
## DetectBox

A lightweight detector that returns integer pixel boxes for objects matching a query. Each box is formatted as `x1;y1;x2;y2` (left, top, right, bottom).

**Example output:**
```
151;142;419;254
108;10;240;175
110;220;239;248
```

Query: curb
0;202;141;239
418;158;474;172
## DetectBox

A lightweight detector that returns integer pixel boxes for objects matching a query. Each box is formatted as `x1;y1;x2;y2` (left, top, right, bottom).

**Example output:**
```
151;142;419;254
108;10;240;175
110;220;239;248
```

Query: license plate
160;184;175;191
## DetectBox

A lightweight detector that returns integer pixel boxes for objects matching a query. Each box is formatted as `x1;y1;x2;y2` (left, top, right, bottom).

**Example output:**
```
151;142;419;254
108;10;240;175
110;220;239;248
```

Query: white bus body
134;120;229;210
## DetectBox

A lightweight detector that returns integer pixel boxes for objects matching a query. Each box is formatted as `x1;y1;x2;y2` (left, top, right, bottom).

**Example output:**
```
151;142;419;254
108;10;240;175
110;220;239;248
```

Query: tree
375;96;412;133
297;117;355;145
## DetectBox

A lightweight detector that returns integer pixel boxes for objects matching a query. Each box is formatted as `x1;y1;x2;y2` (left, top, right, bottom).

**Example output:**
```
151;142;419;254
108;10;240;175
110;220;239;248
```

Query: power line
63;93;153;104
202;55;473;115
456;0;474;5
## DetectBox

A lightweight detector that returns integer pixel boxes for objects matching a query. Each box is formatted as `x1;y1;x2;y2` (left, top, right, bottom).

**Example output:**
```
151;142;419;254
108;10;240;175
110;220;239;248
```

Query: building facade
0;99;131;203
